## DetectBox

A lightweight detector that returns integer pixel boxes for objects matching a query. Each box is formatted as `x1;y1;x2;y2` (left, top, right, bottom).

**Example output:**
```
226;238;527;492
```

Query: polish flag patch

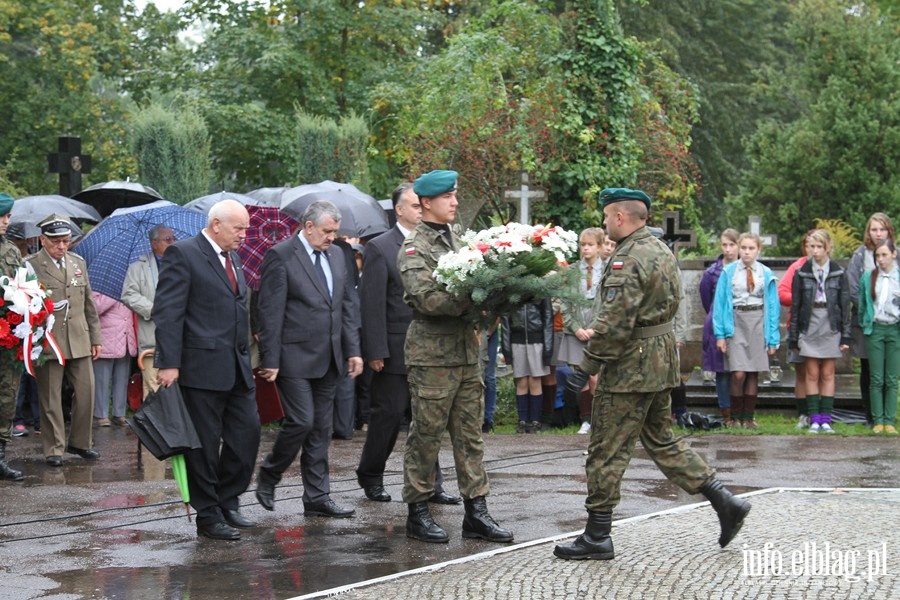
405;247;416;255
611;261;624;270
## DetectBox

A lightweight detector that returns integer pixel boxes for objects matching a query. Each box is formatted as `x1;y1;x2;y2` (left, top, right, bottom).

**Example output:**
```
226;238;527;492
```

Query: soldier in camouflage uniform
0;193;24;481
397;169;512;544
554;188;750;561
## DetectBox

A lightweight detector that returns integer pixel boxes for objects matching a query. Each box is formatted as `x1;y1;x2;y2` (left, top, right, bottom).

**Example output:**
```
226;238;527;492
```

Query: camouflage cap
599;187;651;210
413;170;458;198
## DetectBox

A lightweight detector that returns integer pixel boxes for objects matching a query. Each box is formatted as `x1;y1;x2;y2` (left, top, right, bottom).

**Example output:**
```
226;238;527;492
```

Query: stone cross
748;215;778;249
504;172;546;225
661;210;697;254
47;136;92;197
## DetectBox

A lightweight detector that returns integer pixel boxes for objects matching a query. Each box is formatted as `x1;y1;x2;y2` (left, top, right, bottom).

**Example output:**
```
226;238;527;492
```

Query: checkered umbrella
76;201;206;299
237;205;300;291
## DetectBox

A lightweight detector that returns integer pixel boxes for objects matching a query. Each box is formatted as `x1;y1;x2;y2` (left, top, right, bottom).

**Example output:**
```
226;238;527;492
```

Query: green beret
38;213;75;237
0;192;13;216
413;170;458;198
599;187;651;210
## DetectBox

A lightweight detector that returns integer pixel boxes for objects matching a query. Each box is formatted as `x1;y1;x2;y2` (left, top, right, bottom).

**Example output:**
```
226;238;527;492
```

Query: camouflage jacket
0;237;22;278
580;226;680;392
398;223;479;367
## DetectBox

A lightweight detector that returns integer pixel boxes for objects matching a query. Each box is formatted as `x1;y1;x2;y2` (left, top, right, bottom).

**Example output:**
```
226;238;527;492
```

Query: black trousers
356;370;444;490
181;383;260;527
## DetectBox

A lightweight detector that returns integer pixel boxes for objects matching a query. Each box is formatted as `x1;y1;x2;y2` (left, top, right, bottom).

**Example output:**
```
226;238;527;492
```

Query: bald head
206;199;250;251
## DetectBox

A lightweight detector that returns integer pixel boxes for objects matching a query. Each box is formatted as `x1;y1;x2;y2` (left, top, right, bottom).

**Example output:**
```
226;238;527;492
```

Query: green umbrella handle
171;454;192;521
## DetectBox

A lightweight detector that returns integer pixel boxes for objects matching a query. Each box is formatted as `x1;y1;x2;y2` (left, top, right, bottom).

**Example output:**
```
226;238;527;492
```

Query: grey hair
148;224;173;242
302;200;342;226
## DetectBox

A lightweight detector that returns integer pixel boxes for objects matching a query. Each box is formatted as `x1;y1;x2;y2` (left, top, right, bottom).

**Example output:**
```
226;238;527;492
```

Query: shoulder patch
611;261;624;270
405;247;416;255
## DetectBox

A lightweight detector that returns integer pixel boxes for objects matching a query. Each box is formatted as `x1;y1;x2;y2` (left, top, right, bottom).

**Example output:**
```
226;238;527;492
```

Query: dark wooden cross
47;136;91;197
661;210;697;254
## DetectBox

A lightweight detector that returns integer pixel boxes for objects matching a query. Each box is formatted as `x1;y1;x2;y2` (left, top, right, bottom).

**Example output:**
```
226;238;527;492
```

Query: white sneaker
577;421;591;435
820;423;835;434
796;415;809;429
809;423;821;433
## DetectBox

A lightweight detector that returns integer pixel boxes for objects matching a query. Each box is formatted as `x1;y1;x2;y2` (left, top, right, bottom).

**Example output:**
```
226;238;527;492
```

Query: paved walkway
295;488;900;600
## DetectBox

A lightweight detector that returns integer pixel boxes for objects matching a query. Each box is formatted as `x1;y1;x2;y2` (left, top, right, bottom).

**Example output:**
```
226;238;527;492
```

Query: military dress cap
599;187;652;210
38;213;75;237
413;170;458;198
0;192;13;215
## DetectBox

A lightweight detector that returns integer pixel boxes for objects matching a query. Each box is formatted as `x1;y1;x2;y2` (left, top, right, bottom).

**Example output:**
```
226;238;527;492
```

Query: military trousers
585;388;714;513
0;359;20;443
34;356;95;458
402;363;489;503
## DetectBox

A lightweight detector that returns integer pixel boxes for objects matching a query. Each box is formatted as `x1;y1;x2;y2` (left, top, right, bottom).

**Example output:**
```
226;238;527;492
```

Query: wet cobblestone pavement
1;423;899;599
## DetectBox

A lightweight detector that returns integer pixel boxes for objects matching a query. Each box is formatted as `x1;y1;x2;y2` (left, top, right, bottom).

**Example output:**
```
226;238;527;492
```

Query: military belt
631;321;674;340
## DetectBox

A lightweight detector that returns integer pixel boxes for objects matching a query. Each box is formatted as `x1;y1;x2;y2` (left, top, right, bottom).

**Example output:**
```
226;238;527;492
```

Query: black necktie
220;251;237;293
314;250;329;294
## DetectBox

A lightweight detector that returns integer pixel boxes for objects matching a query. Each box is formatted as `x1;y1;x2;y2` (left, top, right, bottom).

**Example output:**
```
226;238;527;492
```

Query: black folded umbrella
127;384;201;460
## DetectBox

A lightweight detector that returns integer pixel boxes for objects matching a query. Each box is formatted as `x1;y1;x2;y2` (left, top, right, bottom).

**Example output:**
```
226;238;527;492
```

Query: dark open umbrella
246;186;292;207
280;181;389;238
184;191;261;215
128;383;201;520
10;195;101;236
73;180;163;217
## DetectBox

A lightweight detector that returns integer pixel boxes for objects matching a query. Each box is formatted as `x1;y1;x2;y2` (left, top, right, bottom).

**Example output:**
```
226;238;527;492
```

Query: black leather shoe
429;490;462;505
66;446;100;460
0;460;23;481
197;521;240;541
406;502;449;543
303;499;355;518
701;478;751;547
223;509;257;529
255;477;276;511
45;456;63;467
553;512;615;560
363;485;391;502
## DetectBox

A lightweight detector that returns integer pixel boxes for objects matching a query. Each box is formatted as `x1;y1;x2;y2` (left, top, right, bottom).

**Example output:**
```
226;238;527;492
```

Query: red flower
0;319;9;339
6;311;23;326
44;298;54;313
14;345;23;361
476;243;491;254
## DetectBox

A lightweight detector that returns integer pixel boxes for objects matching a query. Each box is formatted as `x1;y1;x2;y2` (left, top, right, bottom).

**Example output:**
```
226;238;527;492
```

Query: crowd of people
3;181;893;562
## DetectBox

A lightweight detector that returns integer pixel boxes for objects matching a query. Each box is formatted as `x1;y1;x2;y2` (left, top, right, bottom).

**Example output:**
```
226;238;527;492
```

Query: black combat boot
0;441;24;481
406;502;449;543
553;511;614;560
461;496;513;543
701;478;751;547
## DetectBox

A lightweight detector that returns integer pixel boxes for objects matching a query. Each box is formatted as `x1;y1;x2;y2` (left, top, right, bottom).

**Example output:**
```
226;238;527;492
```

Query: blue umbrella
75;200;206;298
183;191;261;215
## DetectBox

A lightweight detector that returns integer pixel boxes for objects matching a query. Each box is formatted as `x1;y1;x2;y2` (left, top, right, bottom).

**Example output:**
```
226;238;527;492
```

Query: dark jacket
501;299;554;366
788;259;852;349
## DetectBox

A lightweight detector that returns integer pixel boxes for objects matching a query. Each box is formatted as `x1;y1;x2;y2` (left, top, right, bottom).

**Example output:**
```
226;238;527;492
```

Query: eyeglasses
153;236;175;242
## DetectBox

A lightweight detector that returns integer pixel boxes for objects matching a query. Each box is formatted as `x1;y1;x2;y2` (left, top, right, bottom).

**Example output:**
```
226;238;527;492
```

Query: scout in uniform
555;188;750;560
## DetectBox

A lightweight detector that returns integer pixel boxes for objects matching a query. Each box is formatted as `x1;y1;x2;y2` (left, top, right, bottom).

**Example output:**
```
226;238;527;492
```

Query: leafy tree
130;104;212;203
728;0;900;255
0;0;137;193
295;111;368;186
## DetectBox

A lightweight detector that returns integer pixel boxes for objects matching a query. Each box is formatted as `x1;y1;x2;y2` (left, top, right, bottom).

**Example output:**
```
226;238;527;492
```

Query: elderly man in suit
153;200;260;541
255;200;363;518
355;182;460;505
26;214;103;467
121;224;175;398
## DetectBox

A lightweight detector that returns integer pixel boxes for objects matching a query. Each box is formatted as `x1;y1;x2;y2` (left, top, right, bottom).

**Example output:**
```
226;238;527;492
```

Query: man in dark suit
153;199;261;541
255;200;363;518
355;183;460;505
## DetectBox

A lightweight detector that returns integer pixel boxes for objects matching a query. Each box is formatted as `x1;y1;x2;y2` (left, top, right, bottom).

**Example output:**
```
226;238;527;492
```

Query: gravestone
47;136;91;197
661;210;697;254
748;215;778;249
504;172;546;225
